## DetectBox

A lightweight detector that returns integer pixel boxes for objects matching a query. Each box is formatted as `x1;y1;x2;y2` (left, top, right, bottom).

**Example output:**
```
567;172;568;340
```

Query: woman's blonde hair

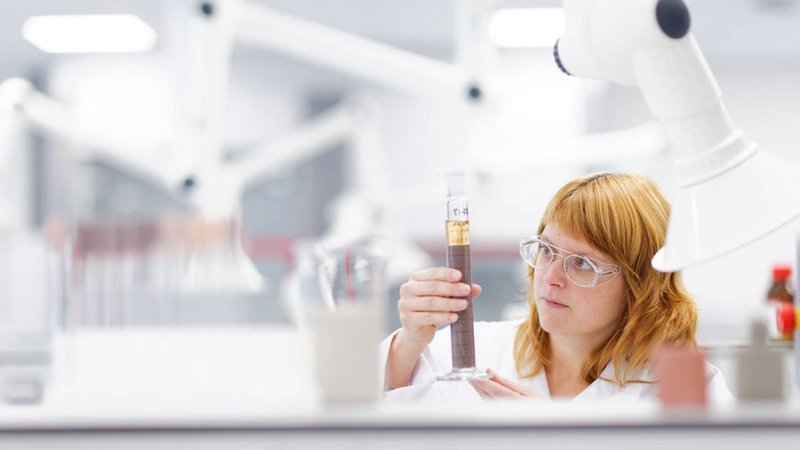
513;173;696;387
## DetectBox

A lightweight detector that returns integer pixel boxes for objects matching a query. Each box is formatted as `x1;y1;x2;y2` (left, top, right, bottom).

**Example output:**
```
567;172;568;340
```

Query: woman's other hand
470;368;541;400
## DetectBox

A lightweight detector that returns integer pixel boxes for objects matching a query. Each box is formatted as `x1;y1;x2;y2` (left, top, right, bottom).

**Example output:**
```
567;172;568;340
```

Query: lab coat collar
537;361;654;402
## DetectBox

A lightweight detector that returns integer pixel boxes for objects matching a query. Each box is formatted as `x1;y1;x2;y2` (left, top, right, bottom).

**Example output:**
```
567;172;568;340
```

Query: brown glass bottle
767;265;794;341
767;266;794;303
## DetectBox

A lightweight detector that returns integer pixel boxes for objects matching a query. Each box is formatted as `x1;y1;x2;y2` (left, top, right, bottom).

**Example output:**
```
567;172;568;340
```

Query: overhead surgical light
489;8;566;48
22;14;157;54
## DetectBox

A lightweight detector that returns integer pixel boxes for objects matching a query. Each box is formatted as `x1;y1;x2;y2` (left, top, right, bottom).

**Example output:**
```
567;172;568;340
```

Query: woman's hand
470;368;541;400
396;267;481;346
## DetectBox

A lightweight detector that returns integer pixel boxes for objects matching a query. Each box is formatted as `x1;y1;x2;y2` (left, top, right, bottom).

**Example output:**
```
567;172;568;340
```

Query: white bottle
735;318;786;401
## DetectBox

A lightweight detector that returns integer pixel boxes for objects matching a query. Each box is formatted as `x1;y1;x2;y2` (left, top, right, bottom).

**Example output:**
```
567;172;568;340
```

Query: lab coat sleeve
378;326;454;401
378;321;519;403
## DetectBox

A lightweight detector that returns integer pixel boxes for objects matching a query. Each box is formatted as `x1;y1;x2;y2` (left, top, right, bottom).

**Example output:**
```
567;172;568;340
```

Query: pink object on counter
652;343;707;408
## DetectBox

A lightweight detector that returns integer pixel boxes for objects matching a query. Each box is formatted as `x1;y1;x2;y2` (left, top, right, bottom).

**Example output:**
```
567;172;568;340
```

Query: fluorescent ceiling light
22;14;157;54
489;8;565;49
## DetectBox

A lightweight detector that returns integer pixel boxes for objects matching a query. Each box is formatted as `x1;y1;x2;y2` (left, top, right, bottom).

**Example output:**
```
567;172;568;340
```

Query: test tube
437;170;488;381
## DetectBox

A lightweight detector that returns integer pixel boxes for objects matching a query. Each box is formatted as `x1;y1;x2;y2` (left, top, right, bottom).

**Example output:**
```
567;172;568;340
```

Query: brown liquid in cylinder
446;244;476;369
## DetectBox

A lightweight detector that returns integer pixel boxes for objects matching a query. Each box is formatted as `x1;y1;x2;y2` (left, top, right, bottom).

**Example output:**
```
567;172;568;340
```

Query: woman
380;172;732;402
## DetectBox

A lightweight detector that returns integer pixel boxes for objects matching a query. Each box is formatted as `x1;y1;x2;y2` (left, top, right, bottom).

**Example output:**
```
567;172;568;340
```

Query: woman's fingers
486;368;522;391
409;267;462;282
469;378;520;399
484;368;541;399
399;310;458;328
471;284;482;298
396;268;482;340
398;297;468;313
469;369;542;400
470;381;491;400
400;280;471;298
401;268;480;300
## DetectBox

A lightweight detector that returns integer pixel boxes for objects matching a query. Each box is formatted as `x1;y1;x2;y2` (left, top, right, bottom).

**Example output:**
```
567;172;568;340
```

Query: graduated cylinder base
437;367;489;382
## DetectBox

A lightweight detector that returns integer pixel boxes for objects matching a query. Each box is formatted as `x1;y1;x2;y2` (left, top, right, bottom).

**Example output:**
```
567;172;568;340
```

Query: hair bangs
538;174;633;268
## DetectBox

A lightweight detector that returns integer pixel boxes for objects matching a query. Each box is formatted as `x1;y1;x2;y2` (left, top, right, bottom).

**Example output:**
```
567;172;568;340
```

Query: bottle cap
776;303;796;334
772;266;792;281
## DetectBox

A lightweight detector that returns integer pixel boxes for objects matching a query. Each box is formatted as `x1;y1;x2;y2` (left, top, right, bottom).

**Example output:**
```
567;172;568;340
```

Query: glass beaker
290;238;388;405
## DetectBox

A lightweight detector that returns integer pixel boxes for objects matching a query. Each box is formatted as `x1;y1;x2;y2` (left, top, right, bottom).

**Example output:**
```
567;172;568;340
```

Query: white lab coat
379;320;734;404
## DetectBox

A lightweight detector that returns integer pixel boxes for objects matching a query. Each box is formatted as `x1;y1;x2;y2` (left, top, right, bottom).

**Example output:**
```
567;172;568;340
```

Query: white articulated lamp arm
0;78;182;198
198;0;473;98
556;0;727;157
185;0;488;215
555;0;800;271
231;103;358;192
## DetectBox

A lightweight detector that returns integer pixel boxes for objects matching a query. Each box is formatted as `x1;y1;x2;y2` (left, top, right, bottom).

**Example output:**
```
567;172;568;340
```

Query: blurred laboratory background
0;0;799;408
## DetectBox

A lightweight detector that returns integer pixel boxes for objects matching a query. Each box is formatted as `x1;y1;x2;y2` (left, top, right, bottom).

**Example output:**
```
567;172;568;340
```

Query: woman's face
533;222;627;343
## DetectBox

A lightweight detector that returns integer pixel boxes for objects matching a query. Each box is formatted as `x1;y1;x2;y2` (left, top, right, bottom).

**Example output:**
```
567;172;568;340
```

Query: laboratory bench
2;400;800;449
0;327;798;449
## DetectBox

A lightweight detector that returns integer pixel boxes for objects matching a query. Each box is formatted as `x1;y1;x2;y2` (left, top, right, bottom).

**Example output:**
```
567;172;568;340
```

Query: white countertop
1;327;799;449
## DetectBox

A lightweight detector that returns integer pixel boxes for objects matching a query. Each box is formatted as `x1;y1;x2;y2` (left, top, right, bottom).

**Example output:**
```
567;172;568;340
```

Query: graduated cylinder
437;170;486;382
445;197;475;369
